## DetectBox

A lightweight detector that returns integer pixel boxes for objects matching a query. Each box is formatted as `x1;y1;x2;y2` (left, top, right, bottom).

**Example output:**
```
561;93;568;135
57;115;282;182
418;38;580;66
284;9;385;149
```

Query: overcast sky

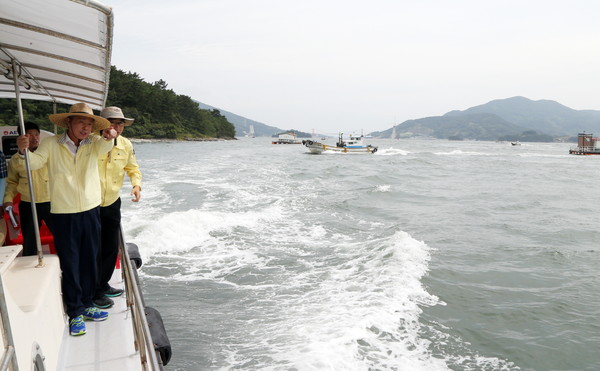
110;0;600;134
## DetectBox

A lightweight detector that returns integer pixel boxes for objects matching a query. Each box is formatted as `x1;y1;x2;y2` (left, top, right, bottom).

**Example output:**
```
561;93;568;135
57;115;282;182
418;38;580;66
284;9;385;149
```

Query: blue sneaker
83;307;109;322
70;315;86;336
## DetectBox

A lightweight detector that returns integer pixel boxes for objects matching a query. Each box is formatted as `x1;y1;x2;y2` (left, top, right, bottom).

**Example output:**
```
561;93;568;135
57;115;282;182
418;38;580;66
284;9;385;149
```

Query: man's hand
102;128;118;140
131;185;141;202
16;135;29;154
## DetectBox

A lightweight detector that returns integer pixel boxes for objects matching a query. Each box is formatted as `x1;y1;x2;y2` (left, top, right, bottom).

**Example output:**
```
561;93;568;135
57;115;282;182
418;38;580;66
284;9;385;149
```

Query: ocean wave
434;149;493;156
374;147;410;156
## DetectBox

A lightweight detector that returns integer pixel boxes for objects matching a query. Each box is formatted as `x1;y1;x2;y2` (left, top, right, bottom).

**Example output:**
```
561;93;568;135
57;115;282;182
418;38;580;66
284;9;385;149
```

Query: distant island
370;96;600;142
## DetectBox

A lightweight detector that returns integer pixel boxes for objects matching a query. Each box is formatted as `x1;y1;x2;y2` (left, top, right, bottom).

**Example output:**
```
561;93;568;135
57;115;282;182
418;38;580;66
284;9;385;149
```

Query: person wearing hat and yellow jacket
93;106;142;309
3;122;52;256
16;102;119;336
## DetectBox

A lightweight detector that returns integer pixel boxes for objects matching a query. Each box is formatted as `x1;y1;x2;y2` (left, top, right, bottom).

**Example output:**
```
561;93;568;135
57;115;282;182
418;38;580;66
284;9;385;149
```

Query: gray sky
111;0;600;134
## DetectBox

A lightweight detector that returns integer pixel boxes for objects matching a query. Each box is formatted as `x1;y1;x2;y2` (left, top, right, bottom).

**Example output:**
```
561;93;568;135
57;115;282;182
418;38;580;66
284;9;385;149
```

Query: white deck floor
57;269;143;371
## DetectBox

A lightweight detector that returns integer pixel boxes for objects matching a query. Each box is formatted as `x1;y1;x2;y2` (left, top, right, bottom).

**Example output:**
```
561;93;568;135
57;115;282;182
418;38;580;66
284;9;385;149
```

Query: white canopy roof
0;0;113;110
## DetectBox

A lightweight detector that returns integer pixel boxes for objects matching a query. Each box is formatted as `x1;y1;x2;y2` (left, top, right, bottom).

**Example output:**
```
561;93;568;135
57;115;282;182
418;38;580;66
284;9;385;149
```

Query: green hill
374;113;528;141
372;97;600;141
0;66;236;140
445;96;600;136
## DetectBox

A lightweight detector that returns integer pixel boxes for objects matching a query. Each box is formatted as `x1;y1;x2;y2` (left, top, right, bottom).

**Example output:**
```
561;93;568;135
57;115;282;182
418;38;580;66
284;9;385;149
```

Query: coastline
130;137;237;143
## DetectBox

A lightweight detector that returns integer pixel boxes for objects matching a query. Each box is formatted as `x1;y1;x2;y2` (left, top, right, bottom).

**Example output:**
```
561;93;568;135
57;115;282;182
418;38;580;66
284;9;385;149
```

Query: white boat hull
0;247;147;371
0;250;65;371
302;140;377;154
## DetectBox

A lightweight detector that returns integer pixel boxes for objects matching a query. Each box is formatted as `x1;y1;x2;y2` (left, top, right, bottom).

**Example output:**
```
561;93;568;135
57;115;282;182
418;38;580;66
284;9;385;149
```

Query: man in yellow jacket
17;103;119;336
3;122;52;256
93;106;142;309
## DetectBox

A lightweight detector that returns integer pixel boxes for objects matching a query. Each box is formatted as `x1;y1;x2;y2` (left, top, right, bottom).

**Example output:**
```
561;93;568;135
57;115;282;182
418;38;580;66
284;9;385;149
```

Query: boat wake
374;147;410;156
374;184;392;192
128;202;458;369
434;149;493;156
120;141;528;370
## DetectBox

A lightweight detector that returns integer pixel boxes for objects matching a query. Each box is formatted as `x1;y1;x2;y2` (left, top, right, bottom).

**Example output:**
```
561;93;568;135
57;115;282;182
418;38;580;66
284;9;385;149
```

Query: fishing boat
0;1;170;370
302;133;378;154
569;133;600;155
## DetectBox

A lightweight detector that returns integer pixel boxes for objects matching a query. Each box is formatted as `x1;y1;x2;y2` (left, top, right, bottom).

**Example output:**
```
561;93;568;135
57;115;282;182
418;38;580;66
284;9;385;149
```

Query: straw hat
100;106;134;126
48;103;110;131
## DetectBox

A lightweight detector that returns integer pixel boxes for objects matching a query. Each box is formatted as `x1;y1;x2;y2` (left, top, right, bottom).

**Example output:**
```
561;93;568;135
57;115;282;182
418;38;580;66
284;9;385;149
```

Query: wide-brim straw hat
100;106;134;126
48;103;110;131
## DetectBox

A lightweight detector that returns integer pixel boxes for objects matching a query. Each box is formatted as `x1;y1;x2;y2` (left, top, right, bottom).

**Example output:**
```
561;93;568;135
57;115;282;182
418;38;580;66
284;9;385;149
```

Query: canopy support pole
11;59;44;268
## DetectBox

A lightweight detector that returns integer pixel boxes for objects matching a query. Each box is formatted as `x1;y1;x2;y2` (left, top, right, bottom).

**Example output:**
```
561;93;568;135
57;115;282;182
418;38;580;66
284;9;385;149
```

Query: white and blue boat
303;133;378;154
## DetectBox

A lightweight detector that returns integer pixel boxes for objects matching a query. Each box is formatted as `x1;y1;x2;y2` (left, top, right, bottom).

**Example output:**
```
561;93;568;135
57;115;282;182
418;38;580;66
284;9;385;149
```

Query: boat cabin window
2;136;19;158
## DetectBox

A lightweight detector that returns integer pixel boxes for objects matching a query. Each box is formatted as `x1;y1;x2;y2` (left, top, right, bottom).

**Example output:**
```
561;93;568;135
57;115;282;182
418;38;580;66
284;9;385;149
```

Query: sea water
120;138;600;371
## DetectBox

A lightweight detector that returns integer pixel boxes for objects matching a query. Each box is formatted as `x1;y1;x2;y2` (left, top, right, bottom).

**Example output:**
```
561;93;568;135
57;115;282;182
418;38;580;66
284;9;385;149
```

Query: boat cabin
569;133;600;155
336;133;367;148
0;126;19;158
272;132;301;144
0;126;55;159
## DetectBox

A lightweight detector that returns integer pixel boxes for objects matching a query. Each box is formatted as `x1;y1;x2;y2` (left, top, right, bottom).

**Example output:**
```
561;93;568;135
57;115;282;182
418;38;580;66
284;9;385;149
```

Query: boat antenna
11;59;44;268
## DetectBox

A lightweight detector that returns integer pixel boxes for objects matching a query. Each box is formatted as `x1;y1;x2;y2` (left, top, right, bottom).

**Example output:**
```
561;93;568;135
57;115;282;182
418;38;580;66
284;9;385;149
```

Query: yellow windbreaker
3;154;50;203
98;135;142;207
24;133;114;214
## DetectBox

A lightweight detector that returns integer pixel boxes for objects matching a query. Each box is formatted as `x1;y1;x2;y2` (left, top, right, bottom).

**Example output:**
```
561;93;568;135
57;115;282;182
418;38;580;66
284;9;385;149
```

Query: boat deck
58;269;143;370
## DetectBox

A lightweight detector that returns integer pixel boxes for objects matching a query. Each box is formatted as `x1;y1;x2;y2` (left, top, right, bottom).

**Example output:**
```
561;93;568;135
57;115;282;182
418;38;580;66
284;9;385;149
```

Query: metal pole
52;103;57;134
119;228;161;370
0;272;18;371
0;345;15;371
11;59;44;268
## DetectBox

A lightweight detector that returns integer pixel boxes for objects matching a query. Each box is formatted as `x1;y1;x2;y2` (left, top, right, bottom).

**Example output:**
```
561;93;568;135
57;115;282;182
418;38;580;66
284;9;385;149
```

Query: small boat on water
569;133;600;155
302;133;378;154
0;1;171;369
272;132;302;144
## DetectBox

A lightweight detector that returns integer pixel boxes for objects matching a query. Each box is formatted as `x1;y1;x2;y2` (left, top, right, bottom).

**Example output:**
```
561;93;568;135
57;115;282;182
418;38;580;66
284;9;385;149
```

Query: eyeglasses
109;120;125;126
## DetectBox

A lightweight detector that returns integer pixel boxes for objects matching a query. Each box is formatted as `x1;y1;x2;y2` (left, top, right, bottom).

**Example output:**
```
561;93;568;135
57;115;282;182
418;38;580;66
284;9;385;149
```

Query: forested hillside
371;97;600;141
0;66;236;139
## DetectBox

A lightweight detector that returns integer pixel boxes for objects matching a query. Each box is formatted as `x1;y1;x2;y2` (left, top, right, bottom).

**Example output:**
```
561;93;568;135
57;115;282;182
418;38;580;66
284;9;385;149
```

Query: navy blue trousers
96;197;121;296
19;201;53;256
52;207;100;319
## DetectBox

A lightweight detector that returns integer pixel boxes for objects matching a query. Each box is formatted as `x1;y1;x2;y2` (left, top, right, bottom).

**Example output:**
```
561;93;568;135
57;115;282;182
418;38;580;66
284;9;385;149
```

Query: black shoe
93;296;114;309
104;286;124;297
